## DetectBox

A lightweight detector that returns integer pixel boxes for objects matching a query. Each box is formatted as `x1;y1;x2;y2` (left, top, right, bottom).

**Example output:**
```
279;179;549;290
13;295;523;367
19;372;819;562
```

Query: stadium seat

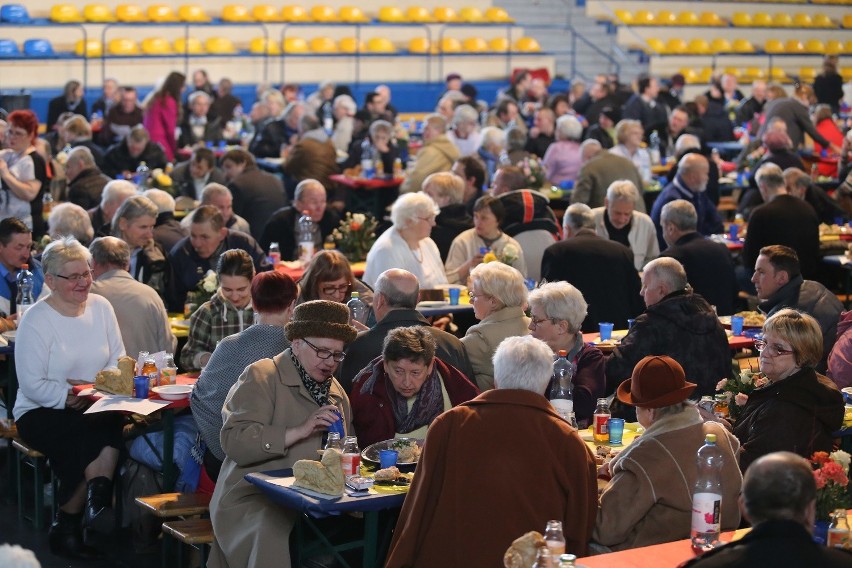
769;68;787;81
842;68;852;82
309;5;336;22
23;39;53;56
845;40;852;54
699;12;723;26
656;10;677;25
665;38;688;54
179;5;209;22
844;14;852;28
732;38;755;53
752;13;772;27
0;39;18;56
366;37;396;53
731;13;752;27
173;37;204;54
433;7;457;22
812;14;834;28
108;38;139;55
645;38;665;54
406;6;431;22
51;4;84;23
826;40;844;54
141;37;171;55
339;6;367;23
764;39;785;53
378;6;405;22
677;11;699;26
458;7;484;22
251;5;278;21
799;67;817;81
805;39;825;53
679;68;699;84
309;36;337;53
281;6;309;21
463;36;489;52
408;37;430;53
489;37;509;52
1;4;30;23
697;67;714;83
772;13;793;27
83;4;114;22
115;4;146;22
792;13;812;27
440;37;462;52
485;7;513;23
282;37;308;53
205;37;236;54
687;38;710;54
338;37;364;53
633;10;655;25
514;37;541;52
723;67;742;79
75;39;102;57
710;38;732;53
249;37;280;54
613;9;633;25
785;39;805;53
147;5;178;22
222;5;252;22
743;67;766;81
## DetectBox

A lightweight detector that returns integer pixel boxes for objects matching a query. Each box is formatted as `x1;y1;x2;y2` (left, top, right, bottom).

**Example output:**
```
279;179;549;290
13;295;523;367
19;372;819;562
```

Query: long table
582;331;754;354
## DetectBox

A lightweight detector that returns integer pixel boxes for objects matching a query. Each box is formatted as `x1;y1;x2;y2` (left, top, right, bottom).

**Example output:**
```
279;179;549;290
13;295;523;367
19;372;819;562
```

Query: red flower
821;461;849;486
812;452;831;465
814;470;827;490
350;222;361;231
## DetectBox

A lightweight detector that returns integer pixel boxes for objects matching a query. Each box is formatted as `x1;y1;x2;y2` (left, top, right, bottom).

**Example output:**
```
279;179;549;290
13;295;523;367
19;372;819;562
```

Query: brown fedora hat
617;355;697;408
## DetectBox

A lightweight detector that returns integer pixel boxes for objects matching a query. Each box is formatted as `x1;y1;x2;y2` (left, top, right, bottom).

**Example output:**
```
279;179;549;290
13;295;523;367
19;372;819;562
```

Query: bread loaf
503;531;546;568
94;355;137;396
292;448;345;496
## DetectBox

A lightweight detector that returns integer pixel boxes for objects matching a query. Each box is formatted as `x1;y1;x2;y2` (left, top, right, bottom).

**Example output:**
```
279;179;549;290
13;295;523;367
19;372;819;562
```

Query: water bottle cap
351;291;359;299
20;263;28;270
705;434;717;443
557;349;568;357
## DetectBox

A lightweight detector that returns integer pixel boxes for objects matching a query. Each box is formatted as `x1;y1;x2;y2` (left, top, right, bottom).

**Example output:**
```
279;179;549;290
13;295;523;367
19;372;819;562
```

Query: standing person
143;72;185;162
0;110;44;231
814;55;844;113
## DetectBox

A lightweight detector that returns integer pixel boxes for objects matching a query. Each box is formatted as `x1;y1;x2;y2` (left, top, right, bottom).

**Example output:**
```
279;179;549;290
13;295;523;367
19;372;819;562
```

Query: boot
84;476;115;534
49;510;102;560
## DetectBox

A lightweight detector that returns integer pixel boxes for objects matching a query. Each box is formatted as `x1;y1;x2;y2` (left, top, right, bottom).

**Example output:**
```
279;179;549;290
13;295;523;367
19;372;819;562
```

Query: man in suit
338;268;474;393
621;74;668;139
572;140;645;211
659;200;738;316
541;203;643;332
177;91;224;149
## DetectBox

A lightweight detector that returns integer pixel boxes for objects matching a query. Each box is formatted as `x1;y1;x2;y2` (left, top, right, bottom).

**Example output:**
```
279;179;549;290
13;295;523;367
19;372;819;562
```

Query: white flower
739;369;754;385
352;213;366;225
201;270;218;292
831;450;851;474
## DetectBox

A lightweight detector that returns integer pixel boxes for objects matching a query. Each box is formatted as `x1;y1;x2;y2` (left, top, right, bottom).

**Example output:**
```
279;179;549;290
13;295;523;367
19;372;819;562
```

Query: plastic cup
599;322;614;341
607;418;625;445
729;224;739;241
379;449;398;469
627;319;635;330
328;410;345;437
448;288;460;305
835;216;845;227
731;315;744;337
134;376;149;399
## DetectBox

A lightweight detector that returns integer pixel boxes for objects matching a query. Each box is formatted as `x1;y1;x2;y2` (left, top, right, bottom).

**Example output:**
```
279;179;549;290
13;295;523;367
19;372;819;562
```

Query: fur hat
617;355;697;408
285;300;357;343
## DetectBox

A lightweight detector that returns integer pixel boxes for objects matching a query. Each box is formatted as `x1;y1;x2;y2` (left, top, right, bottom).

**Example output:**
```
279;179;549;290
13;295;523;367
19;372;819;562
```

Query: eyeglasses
53;270;93;283
754;340;795;357
301;338;346;362
529;316;556;330
321;283;351;296
468;291;490;302
7;129;28;138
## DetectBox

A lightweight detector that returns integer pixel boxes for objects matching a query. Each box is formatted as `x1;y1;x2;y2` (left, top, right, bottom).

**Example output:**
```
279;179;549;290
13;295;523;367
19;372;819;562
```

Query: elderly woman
528;282;605;426
62;114;104;169
593;355;742;552
350;326;479;447
209;301;357;568
477;126;507;187
48;203;95;245
298;249;374;327
422;171;473;261
14;237;125;559
112;195;169;300
181;249;255;370
444;195;526;284
542;114;584;186
734;309;845;472
461;262;530;390
610;119;652;185
364;192;448;289
191;271;298;481
0;110;45;231
342;119;401;174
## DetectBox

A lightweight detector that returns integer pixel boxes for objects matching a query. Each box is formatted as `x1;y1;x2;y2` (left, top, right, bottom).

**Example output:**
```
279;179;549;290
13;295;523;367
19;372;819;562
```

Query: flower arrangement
811;450;851;521
332;212;377;262
522;157;547;190
715;367;769;420
483;243;520;267
148;168;174;193
194;269;218;309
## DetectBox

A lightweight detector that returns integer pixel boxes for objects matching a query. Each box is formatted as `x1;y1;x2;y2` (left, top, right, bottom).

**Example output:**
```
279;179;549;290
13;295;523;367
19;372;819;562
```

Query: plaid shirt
180;292;254;370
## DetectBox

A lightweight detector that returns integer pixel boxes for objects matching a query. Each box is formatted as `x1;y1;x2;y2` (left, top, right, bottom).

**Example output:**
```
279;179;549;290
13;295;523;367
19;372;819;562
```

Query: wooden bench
135;492;211;518
162;518;214;567
12;438;56;529
136;493;212;567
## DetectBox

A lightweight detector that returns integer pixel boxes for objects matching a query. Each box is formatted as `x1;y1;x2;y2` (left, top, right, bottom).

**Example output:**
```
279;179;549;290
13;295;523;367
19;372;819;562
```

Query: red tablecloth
72;373;198;409
577;529;748;567
276;261;366;282
329;174;403;190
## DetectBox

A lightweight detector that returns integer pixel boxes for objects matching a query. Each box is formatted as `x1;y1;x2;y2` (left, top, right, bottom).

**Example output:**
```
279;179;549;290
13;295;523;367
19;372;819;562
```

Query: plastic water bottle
649;130;662;166
691;433;724;551
297;211;316;265
341;436;360;477
268;242;281;268
347;291;368;324
160;353;177;386
360;138;375;179
325;431;343;452
16;263;34;318
544;520;566;558
549;350;575;420
323;103;334;135
133;161;149;188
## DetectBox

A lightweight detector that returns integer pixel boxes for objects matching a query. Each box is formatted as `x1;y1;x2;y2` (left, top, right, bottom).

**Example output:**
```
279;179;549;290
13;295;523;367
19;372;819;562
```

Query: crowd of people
3;63;852;565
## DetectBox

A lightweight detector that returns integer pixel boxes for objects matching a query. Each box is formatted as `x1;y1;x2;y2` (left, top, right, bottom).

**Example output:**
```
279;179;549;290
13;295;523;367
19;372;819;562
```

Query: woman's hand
299;404;341;440
65;393;89;410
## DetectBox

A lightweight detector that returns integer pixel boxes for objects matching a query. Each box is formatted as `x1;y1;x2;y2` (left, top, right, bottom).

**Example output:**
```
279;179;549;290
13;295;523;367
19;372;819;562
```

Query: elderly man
665;134;722;207
386;335;597;566
660;200;737;316
331;94;356;153
102;125;167;179
249;99;304;158
89;236;175;359
622;74;668;138
88;179;135;237
436;91;467;122
683;452;852;567
572;139;644;211
400;114;460;194
421;171;473;260
783;167;845;225
339;268;474;392
0;218;46;323
736;80;767;129
182;183;251;235
752;245;843;371
478;126;507;187
144;189;187;252
65;146;111;210
743;164;820;281
525;107;556;158
49;203;95;245
259;179;339;260
220;149;287;240
542;203;643;331
651;153;722;250
446;104;481;157
660;105;693;158
98;86;143;146
592;180;658;270
171;147;227;202
605;257;731;408
178;91;224;148
168;205;270;310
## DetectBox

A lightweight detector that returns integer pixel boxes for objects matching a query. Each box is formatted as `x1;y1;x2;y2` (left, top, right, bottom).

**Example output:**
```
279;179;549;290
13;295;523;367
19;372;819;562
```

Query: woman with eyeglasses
209;300;357;568
14;237;125;560
527;282;606;427
180;249;255;370
297;249;374;329
733;309;844;473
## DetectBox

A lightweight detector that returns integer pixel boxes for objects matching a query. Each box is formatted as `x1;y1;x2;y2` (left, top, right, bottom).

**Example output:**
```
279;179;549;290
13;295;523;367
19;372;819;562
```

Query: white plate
170;319;190;328
151;385;193;401
417;301;449;308
2;330;15;341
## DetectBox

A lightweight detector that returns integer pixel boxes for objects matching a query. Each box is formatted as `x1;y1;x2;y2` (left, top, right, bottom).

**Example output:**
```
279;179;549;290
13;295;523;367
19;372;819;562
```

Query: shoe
49;511;102;560
84;476;115;534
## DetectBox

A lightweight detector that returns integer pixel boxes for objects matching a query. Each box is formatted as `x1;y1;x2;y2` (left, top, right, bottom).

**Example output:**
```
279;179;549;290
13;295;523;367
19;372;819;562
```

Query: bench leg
33;458;43;529
15;449;22;522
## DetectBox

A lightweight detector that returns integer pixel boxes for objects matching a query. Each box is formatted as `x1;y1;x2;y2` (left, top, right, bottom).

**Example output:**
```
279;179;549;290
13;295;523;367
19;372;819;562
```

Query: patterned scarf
360;356;444;434
290;350;330;406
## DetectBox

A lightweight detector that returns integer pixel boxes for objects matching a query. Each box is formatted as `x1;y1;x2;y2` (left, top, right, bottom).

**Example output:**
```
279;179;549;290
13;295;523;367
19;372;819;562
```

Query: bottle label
545;540;565;557
269;251;281;267
299;242;315;264
594;414;610;436
161;367;177;386
828;527;850;548
341;453;360;476
551;399;574;418
691;492;722;533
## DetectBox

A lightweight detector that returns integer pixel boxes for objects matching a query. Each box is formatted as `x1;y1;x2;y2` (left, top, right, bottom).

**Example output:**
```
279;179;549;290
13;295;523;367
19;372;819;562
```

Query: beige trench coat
208;349;353;568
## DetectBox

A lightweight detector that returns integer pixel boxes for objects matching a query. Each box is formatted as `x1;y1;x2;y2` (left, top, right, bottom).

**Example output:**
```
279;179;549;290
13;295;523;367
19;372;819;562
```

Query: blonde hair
470;261;527;309
762;308;823;368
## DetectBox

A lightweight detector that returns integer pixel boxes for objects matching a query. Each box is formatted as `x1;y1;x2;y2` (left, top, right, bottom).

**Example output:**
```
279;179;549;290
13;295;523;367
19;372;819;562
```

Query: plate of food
362;438;423;472
371;466;414;493
719;311;765;329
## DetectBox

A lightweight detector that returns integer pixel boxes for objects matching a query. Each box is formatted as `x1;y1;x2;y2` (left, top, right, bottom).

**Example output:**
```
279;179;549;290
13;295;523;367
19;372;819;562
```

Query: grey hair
48;203;94;244
783;167;811;192
261;89;286;110
606;180;639;205
742;452;816;526
661;199;697;231
200;183;232;203
453;104;479;125
391;192;439;229
528;281;588;334
0;543;40;567
99;180;136;208
506;126;527;152
555;115;583;141
580;138;603;161
369;119;393;138
333;94;356;114
470;261;528;309
299;112;320;133
111;195;158;235
143;188;176;213
66;145;96;169
282;101;305;122
675;134;701;154
42;235;91;275
294;179;325;203
375;271;420;308
479;126;506;152
423;172;465;205
644;257;688;295
755;163;785;191
493;335;555;393
89;236;130;269
563;203;594;231
188;90;211;105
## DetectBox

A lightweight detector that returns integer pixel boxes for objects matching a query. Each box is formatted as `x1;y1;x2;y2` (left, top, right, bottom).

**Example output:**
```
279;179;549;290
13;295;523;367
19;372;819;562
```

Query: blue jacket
651;175;723;250
0;257;45;316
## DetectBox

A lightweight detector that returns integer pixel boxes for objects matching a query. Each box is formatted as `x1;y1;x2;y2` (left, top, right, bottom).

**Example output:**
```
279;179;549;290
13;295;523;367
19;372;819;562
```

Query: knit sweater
180;292;254;370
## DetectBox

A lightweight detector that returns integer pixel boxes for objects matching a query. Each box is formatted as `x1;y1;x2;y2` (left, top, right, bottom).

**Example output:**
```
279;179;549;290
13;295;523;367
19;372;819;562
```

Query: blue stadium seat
23;39;54;57
0;4;31;23
0;39;19;56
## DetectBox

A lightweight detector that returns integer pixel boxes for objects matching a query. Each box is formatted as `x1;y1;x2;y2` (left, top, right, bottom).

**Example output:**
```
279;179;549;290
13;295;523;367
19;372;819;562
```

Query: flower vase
813;519;830;545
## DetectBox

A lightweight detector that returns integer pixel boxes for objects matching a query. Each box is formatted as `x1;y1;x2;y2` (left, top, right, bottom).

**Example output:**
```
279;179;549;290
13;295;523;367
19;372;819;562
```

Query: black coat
696;102;734;143
170;162;227;200
540;229;644;332
259;206;340;260
46;95;87;132
660;232;738;316
102;140;167;179
228;166;288;242
431;204;474;261
249;118;296;158
68;167;111;210
177;115;225;148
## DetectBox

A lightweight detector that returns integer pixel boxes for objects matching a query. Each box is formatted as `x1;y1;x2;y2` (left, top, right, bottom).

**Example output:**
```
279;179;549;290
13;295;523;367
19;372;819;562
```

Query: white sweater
14;294;125;420
363;228;448;289
591;207;660;271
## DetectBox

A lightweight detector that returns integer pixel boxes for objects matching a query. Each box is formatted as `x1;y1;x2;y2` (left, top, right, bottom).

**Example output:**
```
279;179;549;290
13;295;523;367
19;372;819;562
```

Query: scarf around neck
361;356;444;434
290;350;330;406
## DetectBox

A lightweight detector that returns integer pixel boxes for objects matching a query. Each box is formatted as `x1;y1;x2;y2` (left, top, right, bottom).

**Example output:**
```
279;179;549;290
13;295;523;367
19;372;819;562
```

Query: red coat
349;357;479;448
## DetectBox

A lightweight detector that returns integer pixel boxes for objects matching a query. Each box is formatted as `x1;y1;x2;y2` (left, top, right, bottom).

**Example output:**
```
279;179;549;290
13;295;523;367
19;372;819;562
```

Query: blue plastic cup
448;288;460;305
134;376;149;399
599;322;614;341
379;449;398;469
731;315;744;337
608;418;625;445
627;319;635;330
328;410;345;437
729;224;739;241
835;216;845;227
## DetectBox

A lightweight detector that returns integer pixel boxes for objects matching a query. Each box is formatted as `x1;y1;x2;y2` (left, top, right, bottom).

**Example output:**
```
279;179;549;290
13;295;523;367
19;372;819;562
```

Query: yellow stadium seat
665;38;688;54
485;7;513;23
724;67;742;79
514;37;541;52
310;5;336;22
799;67;817;81
826;40;844;54
846;41;852;54
408;37;430;53
656;10;677;25
764;39;785;53
634;10;655;25
812;14;834;28
206;37;236;54
147;5;178;22
84;4;114;22
844;15;852;28
406;6;431;22
710;38;732;53
773;13;793;27
433;7;457;22
687;38;710;54
613;9;633;25
842;68;852;82
51;4;83;23
366;37;396;53
281;6;309;21
249;37;279;54
459;7;484;22
75;39;102;57
440;37;462;52
698;67;714;83
699;12;722;26
769;68;787;81
792;13;812;27
744;67;766;80
282;37;308;53
679;68;699;84
252;5;280;22
463;37;489;52
173;37;204;54
752;13;772;27
785;39;805;53
378;6;404;22
489;37;510;52
338;37;365;53
178;5;209;22
339;6;368;23
732;38;755;53
732;13;752;27
677;11;699;25
309;36;337;53
116;4;146;22
805;39;825;53
108;38;138;55
222;5;252;22
141;37;171;55
645;38;665;54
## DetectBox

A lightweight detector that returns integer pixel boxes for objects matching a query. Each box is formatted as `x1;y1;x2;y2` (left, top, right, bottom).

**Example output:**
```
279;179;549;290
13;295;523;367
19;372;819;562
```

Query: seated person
594;355;742;552
181;249;255;370
102;125;167;180
297;249;374;328
0;218;47;326
111;195;170;304
49;203;95;246
259;179;340;260
88;179;136;238
64;146;111;211
171;147;227;202
177;91;224;149
144;189;188;253
828;311;852;388
350;326;479;448
180;183;251;235
98;86;144;147
591;180;659;270
421;172;473;262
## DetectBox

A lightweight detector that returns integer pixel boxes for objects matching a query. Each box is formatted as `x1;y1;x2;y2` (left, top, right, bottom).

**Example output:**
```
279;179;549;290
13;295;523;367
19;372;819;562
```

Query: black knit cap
285;300;357;343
